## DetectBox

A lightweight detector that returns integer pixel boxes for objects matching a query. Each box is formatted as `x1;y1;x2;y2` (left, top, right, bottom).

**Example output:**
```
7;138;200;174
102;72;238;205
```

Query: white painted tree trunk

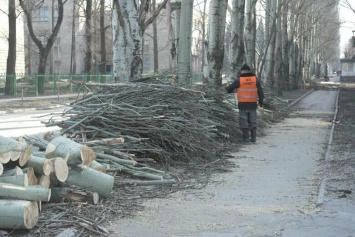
244;0;256;68
177;0;194;85
265;0;276;90
206;0;228;88
112;0;142;82
230;0;245;79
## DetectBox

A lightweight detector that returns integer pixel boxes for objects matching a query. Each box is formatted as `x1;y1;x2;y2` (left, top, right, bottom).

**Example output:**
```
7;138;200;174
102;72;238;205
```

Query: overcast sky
339;4;355;55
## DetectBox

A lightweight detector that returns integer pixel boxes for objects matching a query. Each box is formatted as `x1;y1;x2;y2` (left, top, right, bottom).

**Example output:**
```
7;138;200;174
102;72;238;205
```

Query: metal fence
0;72;204;98
0;74;114;97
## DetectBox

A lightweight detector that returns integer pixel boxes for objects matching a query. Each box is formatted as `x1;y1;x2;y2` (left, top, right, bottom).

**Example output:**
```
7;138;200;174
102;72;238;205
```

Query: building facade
24;0;113;75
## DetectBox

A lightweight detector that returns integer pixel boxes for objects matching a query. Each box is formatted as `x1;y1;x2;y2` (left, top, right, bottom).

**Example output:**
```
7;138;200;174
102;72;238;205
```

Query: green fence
0;72;204;98
0;74;113;97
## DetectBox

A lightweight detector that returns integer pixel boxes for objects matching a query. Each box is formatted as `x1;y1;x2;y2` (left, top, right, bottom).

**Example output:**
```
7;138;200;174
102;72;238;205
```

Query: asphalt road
106;81;355;236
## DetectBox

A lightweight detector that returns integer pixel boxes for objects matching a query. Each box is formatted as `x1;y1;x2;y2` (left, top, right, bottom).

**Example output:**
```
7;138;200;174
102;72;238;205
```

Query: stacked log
1;134;170;232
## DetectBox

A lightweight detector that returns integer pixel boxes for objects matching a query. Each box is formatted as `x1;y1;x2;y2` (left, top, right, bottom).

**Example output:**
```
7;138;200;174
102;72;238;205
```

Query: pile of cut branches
43;83;241;165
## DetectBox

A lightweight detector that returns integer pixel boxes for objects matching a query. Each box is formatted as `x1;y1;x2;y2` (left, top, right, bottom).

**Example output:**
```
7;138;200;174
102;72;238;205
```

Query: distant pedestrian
226;64;264;142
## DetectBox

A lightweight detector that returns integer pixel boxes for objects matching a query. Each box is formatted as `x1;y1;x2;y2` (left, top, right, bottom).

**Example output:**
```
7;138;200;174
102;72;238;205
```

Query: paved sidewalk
107;89;355;236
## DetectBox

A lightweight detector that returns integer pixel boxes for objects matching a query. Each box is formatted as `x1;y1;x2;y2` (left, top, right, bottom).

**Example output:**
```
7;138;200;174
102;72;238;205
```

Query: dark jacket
226;72;264;110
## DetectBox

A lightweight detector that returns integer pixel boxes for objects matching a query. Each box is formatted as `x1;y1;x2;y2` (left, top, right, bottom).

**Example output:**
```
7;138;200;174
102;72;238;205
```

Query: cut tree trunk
49;157;69;184
1;166;23;176
0;182;51;201
36;174;50;189
50;187;99;204
0;135;32;166
23;155;53;176
0;200;39;229
22;167;37;186
89;160;107;173
66;165;114;198
0;174;29;187
46;136;96;166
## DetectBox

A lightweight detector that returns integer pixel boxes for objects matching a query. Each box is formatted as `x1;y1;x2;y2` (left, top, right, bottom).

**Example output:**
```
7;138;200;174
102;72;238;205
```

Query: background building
0;0;25;74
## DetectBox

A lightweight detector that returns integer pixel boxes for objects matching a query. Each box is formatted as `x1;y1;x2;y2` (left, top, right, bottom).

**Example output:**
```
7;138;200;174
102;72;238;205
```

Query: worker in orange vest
226;64;264;143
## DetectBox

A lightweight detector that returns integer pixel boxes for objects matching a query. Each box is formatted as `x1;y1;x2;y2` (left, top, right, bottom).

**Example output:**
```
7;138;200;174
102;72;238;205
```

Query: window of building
33;6;49;22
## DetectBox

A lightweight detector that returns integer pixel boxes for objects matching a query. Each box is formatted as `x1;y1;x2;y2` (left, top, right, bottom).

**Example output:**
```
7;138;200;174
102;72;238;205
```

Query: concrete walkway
107;88;355;236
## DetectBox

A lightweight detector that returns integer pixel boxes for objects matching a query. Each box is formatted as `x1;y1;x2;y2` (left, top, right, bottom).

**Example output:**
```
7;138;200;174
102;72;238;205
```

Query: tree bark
23;155;53;176
45;136;96;166
0;200;39;229
0;183;51;202
0;136;32;166
22;167;37;186
206;0;228;88
70;0;77;74
99;0;106;74
1;166;23;176
177;0;194;85
49;157;69;183
0;174;29;187
230;0;245;79
5;0;16;96
85;0;93;75
66;165;114;198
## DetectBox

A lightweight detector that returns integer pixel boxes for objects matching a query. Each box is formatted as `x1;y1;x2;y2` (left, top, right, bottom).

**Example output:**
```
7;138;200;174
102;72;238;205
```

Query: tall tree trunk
112;0;167;82
99;0;106;74
5;0;16;96
265;0;276;91
281;0;289;90
205;0;228;88
19;0;64;94
177;0;194;85
274;0;283;95
200;0;207;73
49;0;54;74
244;0;256;69
70;0;77;74
27;35;31;74
230;0;245;79
85;0;92;75
152;0;159;72
112;0;142;82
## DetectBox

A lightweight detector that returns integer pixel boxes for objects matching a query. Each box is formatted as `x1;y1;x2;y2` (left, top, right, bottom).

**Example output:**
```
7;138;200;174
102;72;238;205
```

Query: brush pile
43;83;242;164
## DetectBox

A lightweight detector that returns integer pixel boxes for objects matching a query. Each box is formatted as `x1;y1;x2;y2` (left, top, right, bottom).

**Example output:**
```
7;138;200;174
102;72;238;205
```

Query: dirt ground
327;88;355;199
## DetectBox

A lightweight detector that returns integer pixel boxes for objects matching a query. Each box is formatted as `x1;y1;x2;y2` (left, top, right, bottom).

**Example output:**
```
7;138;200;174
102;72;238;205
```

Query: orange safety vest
236;76;258;103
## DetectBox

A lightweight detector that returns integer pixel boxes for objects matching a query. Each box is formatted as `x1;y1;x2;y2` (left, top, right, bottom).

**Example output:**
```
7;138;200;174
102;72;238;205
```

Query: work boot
242;128;250;142
250;128;256;142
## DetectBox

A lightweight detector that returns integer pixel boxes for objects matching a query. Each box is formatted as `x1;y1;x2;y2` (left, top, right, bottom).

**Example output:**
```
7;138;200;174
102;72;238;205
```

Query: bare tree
177;0;194;84
230;0;245;79
99;0;106;74
84;0;92;75
19;0;64;94
5;0;17;95
204;0;228;88
112;0;168;82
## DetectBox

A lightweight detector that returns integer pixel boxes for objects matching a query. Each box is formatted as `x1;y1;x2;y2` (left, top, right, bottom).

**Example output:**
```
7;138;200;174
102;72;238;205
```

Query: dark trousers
239;109;257;129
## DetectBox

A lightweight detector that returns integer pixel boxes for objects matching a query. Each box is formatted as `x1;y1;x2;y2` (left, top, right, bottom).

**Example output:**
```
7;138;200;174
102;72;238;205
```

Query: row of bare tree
3;0;354;96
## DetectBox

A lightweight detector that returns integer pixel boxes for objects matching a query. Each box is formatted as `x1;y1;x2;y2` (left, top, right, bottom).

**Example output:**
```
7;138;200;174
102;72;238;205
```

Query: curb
316;88;340;206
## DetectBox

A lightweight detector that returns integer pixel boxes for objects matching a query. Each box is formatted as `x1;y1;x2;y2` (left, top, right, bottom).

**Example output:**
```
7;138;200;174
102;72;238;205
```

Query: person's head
240;64;251;74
